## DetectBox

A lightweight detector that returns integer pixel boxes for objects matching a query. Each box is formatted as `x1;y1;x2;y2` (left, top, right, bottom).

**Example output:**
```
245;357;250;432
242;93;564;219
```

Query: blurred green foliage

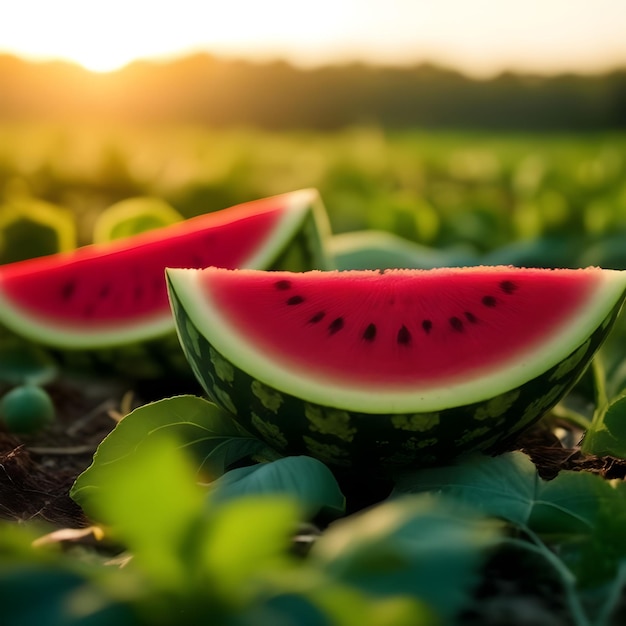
0;124;625;267
92;197;183;243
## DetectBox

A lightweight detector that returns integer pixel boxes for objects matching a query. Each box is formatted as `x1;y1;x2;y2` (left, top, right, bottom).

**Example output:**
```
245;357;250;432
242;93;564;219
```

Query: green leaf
199;490;428;624
394;452;540;526
394;452;626;590
85;434;206;592
71;395;270;517
310;494;501;620
0;567;135;626
210;456;346;518
235;581;433;626
263;586;433;626
564;480;626;586
394;452;621;542
581;394;626;458
0;522;135;626
578;350;626;458
200;496;302;605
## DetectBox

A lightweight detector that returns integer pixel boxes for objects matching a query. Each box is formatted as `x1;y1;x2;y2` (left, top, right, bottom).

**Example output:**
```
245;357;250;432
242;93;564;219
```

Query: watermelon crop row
1;124;625;256
2;125;626;626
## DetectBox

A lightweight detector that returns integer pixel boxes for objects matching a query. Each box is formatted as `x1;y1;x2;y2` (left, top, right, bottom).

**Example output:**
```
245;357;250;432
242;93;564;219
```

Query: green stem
580;357;610;455
551;405;592;431
592;355;609;414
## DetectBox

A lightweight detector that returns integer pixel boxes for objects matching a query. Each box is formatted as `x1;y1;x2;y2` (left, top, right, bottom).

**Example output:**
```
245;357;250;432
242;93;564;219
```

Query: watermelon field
3;123;626;626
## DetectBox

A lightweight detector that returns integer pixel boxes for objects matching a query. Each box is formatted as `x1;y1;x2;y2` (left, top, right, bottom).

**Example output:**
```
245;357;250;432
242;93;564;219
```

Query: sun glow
0;0;195;74
0;0;625;77
66;51;138;74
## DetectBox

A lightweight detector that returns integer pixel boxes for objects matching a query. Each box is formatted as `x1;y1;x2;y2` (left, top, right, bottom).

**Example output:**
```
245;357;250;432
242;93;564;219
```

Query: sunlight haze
2;0;626;75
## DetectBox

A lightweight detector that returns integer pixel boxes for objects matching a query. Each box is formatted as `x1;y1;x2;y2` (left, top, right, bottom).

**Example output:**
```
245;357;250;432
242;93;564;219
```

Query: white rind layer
0;189;322;349
166;266;626;413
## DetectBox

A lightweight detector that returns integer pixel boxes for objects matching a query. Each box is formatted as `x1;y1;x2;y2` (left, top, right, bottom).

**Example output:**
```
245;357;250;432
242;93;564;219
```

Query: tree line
1;53;625;130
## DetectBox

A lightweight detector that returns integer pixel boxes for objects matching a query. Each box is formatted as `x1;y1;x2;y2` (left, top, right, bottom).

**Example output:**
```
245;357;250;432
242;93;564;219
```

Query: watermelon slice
0;189;330;377
166;265;626;469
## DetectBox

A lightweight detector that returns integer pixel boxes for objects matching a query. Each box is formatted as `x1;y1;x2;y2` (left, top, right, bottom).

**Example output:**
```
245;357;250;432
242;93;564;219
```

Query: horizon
2;0;626;77
3;49;626;81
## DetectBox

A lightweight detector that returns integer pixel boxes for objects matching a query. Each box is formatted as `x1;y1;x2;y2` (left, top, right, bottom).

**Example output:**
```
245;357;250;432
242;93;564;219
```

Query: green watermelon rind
166;269;626;469
0;189;330;352
165;267;626;413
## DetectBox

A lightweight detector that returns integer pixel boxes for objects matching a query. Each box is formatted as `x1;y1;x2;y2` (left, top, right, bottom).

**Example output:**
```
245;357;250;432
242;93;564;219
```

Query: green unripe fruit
0;385;55;434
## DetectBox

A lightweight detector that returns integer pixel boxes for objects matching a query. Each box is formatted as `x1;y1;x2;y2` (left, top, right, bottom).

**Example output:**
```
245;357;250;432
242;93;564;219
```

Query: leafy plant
576;338;626;460
210;455;346;518
394;451;626;626
62;396;512;624
309;493;502;621
71;395;274;519
5;435;437;626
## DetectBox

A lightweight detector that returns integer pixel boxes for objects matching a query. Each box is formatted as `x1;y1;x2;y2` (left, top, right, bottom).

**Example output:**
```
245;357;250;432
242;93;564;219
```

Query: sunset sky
2;0;626;75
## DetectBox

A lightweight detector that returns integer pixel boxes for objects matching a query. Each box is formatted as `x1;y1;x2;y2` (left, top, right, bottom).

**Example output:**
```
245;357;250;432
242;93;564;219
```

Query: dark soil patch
0;376;134;526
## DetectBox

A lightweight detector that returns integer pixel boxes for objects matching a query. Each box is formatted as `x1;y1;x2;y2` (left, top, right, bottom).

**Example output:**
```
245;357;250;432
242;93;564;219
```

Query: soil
0;375;191;527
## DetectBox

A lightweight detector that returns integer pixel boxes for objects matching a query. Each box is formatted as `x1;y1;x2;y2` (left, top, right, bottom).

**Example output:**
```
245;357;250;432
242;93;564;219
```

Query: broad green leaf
0;568;135;626
311;494;501;620
71;395;269;516
394;452;540;525
328;230;476;270
200;496;302;605
233;595;330;626
581;394;626;458
394;452;615;534
270;586;433;626
394;452;626;588
0;523;136;625
201;494;428;624
86;435;205;592
528;471;599;534
210;456;346;518
235;579;433;626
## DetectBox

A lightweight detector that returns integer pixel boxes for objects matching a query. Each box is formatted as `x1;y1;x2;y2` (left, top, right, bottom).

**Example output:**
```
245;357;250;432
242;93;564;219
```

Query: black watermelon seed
482;295;497;307
60;280;76;301
362;323;377;341
500;280;518;294
287;295;305;305
464;311;478;323
397;325;412;345
328;317;344;335
309;311;326;324
275;280;292;290
450;316;464;332
422;319;433;334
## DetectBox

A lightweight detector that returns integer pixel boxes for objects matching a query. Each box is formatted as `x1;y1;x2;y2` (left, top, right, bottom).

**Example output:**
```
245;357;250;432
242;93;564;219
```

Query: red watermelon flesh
0;189;326;348
186;266;613;390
